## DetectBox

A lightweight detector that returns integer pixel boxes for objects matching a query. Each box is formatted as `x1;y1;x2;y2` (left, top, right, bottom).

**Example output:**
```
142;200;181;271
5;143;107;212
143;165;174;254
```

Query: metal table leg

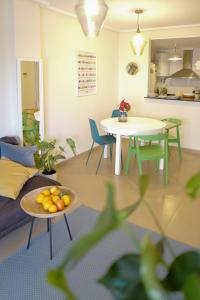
48;218;53;260
63;214;72;240
27;217;35;249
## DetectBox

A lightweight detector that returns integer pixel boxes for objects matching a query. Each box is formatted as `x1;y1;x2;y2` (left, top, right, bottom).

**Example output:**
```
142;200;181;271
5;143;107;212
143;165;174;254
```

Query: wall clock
126;62;138;75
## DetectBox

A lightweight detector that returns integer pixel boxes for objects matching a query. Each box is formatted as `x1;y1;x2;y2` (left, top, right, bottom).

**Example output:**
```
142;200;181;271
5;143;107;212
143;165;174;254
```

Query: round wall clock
126;62;139;75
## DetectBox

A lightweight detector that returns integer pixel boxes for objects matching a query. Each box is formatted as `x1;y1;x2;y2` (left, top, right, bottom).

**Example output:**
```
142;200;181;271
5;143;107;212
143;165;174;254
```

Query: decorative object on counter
34;138;76;180
193;89;200;100
130;9;147;56
159;86;168;96
147;92;158;98
168;44;182;61
126;62;138;75
194;60;200;70
118;100;131;122
74;0;108;38
182;93;195;101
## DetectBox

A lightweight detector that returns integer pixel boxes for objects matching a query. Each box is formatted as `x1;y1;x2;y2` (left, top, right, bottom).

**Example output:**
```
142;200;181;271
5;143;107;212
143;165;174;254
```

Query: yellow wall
118;25;200;150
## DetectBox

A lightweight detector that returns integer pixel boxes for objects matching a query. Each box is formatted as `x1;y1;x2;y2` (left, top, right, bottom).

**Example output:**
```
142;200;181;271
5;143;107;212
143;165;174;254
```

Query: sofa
0;137;60;240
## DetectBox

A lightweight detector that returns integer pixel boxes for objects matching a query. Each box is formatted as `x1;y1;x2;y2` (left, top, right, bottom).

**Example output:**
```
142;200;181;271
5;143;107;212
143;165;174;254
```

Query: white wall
41;8;118;154
118;25;200;150
0;0;18;137
14;0;41;58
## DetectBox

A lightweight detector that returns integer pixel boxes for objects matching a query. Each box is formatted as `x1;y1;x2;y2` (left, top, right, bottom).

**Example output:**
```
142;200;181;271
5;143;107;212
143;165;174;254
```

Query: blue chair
111;109;120;118
86;119;116;174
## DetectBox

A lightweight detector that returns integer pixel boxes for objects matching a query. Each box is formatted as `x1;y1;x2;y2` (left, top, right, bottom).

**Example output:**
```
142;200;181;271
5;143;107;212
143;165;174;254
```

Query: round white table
100;117;166;175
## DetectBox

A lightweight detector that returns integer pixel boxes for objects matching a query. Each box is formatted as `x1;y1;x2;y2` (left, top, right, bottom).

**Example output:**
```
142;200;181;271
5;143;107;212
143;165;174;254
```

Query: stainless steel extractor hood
169;49;199;79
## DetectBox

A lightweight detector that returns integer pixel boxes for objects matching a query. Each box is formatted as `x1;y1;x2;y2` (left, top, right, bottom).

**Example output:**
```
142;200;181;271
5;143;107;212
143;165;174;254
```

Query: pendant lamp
130;9;147;56
168;44;182;61
75;0;108;38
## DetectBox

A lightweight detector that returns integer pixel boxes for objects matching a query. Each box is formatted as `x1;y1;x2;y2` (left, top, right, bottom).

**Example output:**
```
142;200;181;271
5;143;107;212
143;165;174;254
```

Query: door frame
17;58;44;144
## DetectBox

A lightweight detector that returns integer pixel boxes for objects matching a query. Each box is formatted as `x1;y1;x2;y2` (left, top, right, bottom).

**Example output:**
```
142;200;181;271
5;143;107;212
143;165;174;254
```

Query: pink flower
119;99;131;112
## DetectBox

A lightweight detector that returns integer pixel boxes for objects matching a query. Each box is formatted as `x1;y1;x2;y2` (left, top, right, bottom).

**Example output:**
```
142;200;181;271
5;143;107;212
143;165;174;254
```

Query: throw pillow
0;159;38;200
0;142;37;167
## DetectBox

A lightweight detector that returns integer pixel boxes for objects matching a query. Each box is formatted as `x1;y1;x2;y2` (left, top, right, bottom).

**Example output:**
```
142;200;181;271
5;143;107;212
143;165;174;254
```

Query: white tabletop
101;117;166;136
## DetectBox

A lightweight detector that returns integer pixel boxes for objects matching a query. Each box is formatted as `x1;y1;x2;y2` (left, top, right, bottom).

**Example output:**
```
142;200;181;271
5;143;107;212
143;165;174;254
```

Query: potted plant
118;99;131;122
34;138;76;180
47;173;200;300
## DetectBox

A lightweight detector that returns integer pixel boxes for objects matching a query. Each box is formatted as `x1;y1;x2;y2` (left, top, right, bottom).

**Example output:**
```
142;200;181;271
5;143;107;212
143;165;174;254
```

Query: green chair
162;118;182;161
125;133;169;184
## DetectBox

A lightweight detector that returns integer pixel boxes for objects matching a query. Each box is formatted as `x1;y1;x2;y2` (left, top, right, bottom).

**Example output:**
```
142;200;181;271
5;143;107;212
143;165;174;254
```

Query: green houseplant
34;138;76;179
47;173;200;300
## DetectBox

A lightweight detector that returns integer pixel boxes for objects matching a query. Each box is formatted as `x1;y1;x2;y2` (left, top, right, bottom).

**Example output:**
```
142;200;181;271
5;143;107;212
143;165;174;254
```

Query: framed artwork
77;51;97;96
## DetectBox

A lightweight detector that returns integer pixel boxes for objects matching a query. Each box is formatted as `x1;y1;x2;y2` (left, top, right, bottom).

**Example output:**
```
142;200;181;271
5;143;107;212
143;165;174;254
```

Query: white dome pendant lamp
130;9;147;56
75;0;108;38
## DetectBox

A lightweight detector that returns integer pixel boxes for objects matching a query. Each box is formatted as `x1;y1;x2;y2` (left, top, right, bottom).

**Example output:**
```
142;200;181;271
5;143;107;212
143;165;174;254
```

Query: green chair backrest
135;133;168;142
162;118;182;126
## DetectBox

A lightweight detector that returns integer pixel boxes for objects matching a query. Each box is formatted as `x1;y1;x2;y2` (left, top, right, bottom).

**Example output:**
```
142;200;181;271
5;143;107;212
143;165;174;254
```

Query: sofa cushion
0;136;19;145
0;142;36;167
0;159;37;200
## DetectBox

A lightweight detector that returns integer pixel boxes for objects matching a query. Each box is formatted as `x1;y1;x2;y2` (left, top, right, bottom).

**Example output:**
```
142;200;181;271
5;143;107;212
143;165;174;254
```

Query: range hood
169;49;199;79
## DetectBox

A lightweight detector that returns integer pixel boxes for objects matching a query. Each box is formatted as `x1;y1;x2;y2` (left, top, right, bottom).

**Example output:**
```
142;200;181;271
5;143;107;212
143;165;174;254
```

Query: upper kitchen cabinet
148;37;200;101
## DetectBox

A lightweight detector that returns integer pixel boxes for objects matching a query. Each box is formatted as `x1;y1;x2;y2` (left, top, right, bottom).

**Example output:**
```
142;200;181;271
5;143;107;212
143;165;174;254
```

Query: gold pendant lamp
130;9;147;56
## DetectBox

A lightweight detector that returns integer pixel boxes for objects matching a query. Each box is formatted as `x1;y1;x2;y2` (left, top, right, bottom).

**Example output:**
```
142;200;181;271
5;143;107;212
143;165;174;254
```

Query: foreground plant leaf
47;269;77;300
66;138;76;156
139;175;150;198
99;254;148;300
164;251;200;291
186;172;200;199
184;273;200;300
140;235;168;300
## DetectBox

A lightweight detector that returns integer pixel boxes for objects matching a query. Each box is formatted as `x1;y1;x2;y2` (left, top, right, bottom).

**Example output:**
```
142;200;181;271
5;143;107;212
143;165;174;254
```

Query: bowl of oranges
20;186;77;218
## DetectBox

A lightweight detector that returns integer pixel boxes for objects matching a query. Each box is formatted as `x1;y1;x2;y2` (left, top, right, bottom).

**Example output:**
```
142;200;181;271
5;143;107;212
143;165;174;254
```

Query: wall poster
77;51;97;96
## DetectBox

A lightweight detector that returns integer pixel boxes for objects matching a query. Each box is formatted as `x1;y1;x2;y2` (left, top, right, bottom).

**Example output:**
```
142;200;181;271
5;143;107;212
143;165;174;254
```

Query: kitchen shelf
145;97;200;103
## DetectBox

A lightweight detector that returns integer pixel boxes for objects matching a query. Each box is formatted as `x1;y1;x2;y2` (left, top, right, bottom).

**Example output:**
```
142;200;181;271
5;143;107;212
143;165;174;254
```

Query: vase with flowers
118;99;131;122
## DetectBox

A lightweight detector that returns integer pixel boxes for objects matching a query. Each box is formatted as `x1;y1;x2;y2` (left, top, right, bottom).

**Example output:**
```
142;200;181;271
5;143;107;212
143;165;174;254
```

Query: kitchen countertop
145;96;200;103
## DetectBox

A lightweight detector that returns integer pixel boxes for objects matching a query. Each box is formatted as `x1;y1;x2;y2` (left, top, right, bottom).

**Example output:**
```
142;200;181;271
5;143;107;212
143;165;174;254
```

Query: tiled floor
1;142;200;261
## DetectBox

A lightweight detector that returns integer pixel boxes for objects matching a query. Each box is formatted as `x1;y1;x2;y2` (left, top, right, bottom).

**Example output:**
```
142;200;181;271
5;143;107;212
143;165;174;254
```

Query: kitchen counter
145;96;200;103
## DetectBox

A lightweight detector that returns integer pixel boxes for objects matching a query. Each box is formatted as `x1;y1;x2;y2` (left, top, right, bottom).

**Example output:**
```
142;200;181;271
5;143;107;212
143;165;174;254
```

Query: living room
1;0;200;299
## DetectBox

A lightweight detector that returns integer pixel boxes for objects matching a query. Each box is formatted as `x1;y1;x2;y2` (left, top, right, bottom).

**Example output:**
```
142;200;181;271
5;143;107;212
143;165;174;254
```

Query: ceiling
36;0;200;31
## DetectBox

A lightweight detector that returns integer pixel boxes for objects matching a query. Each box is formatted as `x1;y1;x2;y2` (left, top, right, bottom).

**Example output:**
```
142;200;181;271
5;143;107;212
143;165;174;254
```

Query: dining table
100;116;166;175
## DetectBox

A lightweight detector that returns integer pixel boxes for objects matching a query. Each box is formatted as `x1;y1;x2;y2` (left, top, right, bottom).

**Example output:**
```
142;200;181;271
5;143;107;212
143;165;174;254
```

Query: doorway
17;58;44;145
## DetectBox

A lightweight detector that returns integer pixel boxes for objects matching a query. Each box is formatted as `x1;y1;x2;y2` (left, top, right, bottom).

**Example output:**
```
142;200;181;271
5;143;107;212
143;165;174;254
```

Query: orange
43;200;53;211
55;199;65;211
62;195;71;206
48;204;58;213
42;189;51;196
36;193;45;204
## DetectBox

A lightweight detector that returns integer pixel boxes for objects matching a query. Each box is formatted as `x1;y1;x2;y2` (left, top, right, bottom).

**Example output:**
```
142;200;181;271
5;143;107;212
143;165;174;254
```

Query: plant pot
42;170;57;181
118;111;128;122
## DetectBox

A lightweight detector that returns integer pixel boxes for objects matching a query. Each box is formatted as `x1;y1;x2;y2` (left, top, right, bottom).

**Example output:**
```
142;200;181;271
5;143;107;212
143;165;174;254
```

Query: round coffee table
20;186;78;260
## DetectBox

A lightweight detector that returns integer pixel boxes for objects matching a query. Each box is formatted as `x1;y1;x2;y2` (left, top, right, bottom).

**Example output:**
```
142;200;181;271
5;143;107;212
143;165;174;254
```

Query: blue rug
0;205;191;300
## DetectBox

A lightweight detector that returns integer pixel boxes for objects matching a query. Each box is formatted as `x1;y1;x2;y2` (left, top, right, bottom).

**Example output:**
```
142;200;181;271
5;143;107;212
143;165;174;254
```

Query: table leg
159;140;164;170
103;145;108;158
48;218;53;260
64;214;73;240
27;217;35;249
115;134;122;175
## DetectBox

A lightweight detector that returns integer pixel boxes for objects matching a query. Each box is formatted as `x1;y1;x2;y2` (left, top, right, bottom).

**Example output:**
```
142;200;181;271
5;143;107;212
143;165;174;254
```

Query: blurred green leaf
47;269;77;300
140;235;168;300
54;154;66;161
139;175;150;198
99;254;148;300
66;138;76;156
164;251;200;291
55;182;142;272
184;273;200;300
186;172;200;200
155;239;164;259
